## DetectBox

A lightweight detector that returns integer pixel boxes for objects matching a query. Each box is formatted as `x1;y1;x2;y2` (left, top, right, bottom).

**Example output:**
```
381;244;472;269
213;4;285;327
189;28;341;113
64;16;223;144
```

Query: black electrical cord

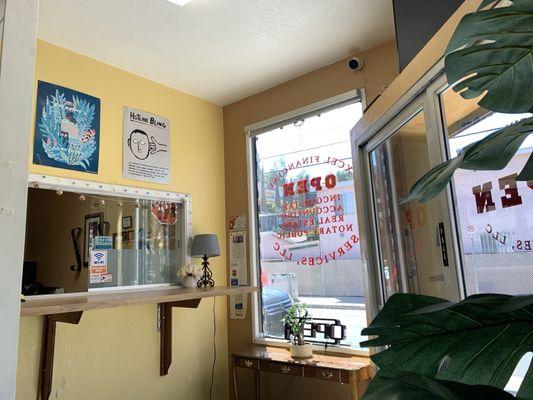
210;297;217;400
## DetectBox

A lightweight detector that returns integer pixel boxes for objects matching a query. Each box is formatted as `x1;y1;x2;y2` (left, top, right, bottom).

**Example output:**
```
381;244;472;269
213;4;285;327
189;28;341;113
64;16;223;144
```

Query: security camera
348;57;364;71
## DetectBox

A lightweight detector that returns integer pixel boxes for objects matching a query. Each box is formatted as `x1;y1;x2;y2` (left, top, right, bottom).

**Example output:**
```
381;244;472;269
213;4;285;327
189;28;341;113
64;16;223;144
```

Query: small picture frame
121;230;135;250
84;213;104;266
122;215;132;229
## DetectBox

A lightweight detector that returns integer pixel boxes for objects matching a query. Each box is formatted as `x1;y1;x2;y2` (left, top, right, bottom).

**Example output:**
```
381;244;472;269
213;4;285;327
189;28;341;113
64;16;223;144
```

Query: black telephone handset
70;227;83;272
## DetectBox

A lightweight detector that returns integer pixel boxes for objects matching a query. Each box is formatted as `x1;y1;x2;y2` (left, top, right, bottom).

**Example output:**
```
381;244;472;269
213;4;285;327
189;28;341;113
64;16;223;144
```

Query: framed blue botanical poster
33;81;100;173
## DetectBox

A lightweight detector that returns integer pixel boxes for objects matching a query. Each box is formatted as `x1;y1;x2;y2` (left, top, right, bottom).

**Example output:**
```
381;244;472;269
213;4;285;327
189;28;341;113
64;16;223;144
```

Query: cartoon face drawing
128;129;150;160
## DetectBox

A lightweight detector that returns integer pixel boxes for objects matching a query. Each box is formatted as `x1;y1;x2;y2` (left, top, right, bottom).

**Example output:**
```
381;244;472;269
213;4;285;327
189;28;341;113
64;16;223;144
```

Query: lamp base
197;256;215;288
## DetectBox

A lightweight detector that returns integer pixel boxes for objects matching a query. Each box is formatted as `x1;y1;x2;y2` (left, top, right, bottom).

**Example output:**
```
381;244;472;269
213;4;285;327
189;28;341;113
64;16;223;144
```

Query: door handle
438;222;449;267
321;370;334;379
280;365;291;374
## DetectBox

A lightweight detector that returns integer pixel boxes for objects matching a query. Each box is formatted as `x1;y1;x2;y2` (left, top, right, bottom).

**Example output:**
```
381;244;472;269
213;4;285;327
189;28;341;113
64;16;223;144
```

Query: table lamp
191;234;220;288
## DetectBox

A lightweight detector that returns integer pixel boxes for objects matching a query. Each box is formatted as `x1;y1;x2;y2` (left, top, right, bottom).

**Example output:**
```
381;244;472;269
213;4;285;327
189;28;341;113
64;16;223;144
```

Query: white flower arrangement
178;264;203;279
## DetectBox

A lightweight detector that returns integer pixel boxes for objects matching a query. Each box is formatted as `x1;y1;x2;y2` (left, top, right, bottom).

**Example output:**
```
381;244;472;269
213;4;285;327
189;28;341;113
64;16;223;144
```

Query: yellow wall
222;40;399;399
17;40;228;400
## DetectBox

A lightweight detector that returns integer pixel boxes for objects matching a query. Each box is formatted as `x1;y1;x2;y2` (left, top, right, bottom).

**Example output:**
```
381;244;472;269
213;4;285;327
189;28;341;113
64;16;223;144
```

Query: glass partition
23;185;186;295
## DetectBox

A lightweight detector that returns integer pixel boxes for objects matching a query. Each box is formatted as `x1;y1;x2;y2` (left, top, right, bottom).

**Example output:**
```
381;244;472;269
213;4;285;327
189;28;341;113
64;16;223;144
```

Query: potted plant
359;1;533;398
177;264;202;288
360;293;533;399
283;303;312;359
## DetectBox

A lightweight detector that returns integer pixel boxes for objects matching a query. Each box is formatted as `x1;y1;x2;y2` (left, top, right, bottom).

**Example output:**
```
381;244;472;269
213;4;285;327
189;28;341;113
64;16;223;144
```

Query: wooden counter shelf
21;285;257;316
24;285;257;400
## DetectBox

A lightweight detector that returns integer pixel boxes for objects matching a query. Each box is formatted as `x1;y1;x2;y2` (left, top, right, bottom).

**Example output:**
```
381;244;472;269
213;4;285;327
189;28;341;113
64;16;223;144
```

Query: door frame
351;59;466;321
0;0;39;398
365;96;427;301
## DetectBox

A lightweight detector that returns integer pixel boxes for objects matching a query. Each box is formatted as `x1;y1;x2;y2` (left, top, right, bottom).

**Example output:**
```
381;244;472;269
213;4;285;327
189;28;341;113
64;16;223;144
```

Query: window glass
369;109;460;301
369;142;403;297
253;101;366;349
23;187;184;295
441;88;533;295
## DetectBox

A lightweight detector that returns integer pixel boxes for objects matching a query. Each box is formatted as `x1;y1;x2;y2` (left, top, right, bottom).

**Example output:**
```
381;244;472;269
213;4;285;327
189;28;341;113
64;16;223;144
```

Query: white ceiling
37;0;395;106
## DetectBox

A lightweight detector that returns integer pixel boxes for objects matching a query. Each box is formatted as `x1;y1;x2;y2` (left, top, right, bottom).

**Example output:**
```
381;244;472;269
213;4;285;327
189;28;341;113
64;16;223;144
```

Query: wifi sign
90;251;107;266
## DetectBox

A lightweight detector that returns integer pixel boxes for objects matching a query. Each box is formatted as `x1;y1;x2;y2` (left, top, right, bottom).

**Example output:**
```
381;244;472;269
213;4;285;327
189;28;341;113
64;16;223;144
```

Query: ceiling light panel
165;0;190;6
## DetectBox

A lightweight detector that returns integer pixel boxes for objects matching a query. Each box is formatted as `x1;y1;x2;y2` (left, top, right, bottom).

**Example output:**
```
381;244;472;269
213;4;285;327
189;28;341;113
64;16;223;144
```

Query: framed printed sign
33;81;100;173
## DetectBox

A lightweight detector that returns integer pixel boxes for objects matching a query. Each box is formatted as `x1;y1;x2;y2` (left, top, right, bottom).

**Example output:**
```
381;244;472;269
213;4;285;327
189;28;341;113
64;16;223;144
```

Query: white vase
182;275;199;288
289;343;313;359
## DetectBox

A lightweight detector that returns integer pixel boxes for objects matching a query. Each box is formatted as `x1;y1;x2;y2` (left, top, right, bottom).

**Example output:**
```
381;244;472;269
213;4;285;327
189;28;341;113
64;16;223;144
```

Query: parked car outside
261;287;294;338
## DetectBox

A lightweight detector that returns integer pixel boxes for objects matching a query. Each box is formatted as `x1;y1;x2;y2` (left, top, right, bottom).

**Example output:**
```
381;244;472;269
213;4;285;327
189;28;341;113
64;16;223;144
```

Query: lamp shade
191;234;220;258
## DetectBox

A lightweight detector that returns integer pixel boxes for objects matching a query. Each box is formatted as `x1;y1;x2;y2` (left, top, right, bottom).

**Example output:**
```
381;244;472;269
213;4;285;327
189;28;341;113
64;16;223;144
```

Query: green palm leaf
406;1;533;201
477;0;499;11
402;155;465;203
403;116;533;203
517;153;533;180
445;0;533;114
362;370;518;400
361;294;533;398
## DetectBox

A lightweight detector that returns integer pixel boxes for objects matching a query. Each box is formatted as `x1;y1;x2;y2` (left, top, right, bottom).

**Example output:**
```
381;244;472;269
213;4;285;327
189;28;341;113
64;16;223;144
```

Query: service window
440;88;533;295
250;100;367;350
22;179;188;296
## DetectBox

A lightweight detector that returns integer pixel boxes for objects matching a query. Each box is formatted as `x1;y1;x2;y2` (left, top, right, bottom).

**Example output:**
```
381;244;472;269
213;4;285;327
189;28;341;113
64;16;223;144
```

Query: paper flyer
229;229;248;319
230;294;247;320
89;250;112;284
228;215;246;231
123;107;170;184
229;231;247;286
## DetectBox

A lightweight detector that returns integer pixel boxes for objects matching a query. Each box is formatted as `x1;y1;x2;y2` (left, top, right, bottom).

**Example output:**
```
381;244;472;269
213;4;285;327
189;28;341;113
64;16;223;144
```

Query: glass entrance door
366;97;461;302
